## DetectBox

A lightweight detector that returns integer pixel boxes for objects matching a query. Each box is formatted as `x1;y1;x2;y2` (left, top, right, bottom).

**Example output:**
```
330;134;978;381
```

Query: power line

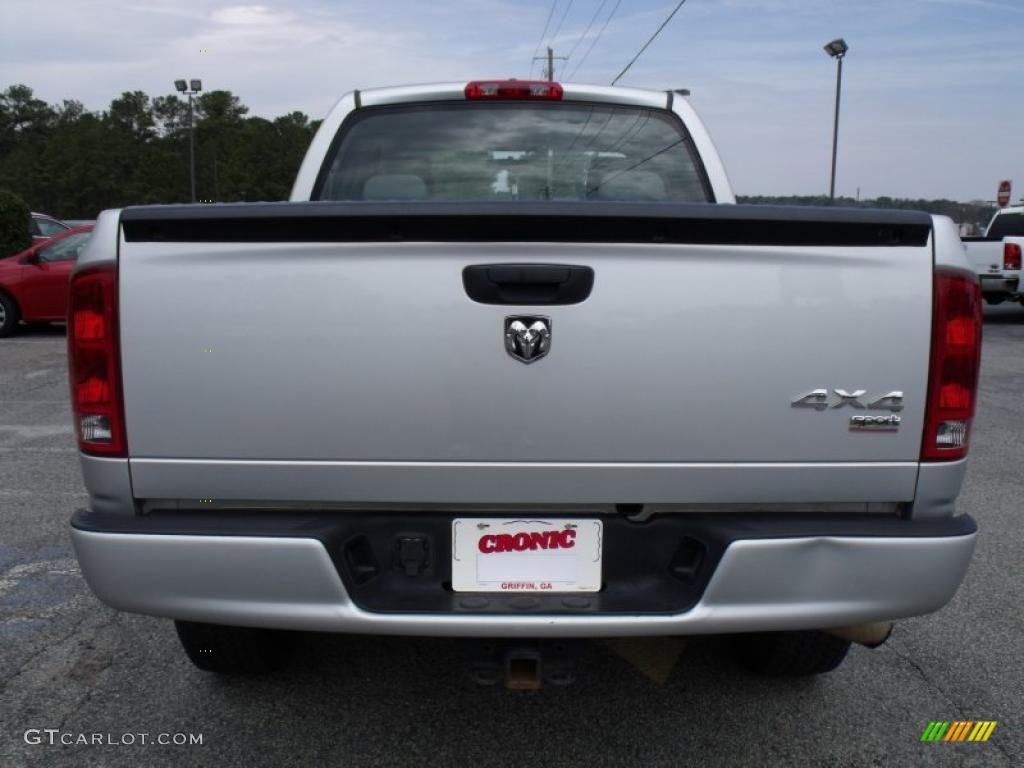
566;0;621;81
608;111;651;154
551;105;613;175
587;137;685;196
575;107;618;155
610;0;688;86
562;107;595;153
531;1;559;61
548;0;576;48
549;105;608;176
535;0;574;79
564;0;607;69
530;1;559;76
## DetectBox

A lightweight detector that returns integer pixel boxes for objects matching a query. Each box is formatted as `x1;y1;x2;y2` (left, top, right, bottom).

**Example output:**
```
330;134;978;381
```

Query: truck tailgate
962;238;1001;273
117;203;934;504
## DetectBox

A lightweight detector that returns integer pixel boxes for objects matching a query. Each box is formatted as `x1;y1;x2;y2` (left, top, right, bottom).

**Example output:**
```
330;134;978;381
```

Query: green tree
197;90;248;125
0;85;54;137
0;86;56;208
152;94;189;136
0;189;32;258
108;91;156;141
0;84;324;214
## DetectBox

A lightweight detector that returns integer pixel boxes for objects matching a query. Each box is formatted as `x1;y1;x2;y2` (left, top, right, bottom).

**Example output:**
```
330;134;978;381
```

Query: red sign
997;180;1012;208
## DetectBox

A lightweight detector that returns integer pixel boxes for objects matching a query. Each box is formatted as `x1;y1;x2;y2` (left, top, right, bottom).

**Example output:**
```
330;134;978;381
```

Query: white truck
67;80;983;684
962;205;1024;304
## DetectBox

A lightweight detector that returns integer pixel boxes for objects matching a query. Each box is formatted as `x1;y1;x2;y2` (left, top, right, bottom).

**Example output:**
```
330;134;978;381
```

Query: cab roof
357;81;674;111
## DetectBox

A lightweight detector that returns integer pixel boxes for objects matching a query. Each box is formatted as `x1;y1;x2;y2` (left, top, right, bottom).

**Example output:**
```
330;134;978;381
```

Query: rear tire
984;296;1005;306
174;620;296;675
0;293;20;337
731;630;851;677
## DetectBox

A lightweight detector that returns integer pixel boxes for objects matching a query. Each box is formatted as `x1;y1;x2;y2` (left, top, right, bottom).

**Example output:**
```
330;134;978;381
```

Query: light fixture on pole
823;38;848;202
174;78;202;203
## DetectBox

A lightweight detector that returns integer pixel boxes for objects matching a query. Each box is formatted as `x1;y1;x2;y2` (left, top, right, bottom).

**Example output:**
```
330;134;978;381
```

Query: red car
0;225;93;336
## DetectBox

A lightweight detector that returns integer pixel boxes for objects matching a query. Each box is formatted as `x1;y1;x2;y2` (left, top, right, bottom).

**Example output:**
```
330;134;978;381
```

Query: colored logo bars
921;721;998;742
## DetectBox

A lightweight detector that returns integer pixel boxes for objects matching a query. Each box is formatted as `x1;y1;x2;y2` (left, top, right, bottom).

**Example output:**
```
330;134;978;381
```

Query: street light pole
174;78;203;203
823;39;848;203
187;92;195;203
829;54;843;201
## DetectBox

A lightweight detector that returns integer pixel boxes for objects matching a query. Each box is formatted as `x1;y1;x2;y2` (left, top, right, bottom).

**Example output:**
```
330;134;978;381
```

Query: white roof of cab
358;81;672;110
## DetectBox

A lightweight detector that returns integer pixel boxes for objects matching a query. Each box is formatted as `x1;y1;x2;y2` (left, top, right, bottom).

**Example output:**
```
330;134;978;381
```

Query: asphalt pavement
1;307;1022;768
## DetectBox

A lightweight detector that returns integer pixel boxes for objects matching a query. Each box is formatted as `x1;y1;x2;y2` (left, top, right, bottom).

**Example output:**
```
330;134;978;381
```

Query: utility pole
532;46;567;80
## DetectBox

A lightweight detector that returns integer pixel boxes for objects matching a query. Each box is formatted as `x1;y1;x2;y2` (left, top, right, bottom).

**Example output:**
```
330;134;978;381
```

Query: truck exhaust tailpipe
825;622;893;648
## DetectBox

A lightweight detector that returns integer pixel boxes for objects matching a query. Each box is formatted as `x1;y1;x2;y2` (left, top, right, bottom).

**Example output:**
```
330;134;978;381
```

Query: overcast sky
2;0;1022;200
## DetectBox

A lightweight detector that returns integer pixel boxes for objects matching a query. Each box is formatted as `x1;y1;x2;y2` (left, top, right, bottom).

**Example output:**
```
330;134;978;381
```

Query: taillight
1004;242;1022;271
921;267;982;461
464;80;563;100
68;263;126;456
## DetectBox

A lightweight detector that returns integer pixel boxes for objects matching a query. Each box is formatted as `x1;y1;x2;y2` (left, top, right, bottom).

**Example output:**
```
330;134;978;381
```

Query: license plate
451;518;602;593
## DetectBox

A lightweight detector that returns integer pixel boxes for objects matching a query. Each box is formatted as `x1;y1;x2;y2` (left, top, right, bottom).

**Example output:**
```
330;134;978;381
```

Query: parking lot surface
1;308;1022;767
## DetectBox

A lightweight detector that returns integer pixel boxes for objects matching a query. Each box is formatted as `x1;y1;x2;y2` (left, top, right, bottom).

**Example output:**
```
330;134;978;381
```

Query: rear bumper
69;510;977;637
979;275;1019;296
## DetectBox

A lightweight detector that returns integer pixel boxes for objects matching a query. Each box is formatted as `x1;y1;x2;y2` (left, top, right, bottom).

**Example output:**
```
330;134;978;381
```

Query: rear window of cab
987;212;1024;240
316;102;713;204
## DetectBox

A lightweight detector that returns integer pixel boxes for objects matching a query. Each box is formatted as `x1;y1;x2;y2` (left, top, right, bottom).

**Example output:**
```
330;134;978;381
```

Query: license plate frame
451;518;603;593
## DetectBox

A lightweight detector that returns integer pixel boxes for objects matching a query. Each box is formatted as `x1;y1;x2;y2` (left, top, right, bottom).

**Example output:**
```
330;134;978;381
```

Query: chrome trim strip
128;459;920;505
133;459;920;468
136;500;900;516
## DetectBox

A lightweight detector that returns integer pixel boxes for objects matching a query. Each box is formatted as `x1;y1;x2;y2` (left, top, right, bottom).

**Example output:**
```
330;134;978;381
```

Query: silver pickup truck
68;80;982;681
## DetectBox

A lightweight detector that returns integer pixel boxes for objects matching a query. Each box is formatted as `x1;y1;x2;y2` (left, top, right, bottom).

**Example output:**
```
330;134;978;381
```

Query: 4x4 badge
505;316;551;364
791;389;904;411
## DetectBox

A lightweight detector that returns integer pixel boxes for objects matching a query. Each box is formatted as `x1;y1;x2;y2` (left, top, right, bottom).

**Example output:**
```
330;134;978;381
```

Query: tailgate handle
462;263;594;305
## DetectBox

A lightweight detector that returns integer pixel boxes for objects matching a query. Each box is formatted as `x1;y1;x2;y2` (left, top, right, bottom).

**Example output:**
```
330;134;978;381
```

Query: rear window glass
39;231;90;262
316;103;712;203
33;216;70;237
987;212;1024;239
